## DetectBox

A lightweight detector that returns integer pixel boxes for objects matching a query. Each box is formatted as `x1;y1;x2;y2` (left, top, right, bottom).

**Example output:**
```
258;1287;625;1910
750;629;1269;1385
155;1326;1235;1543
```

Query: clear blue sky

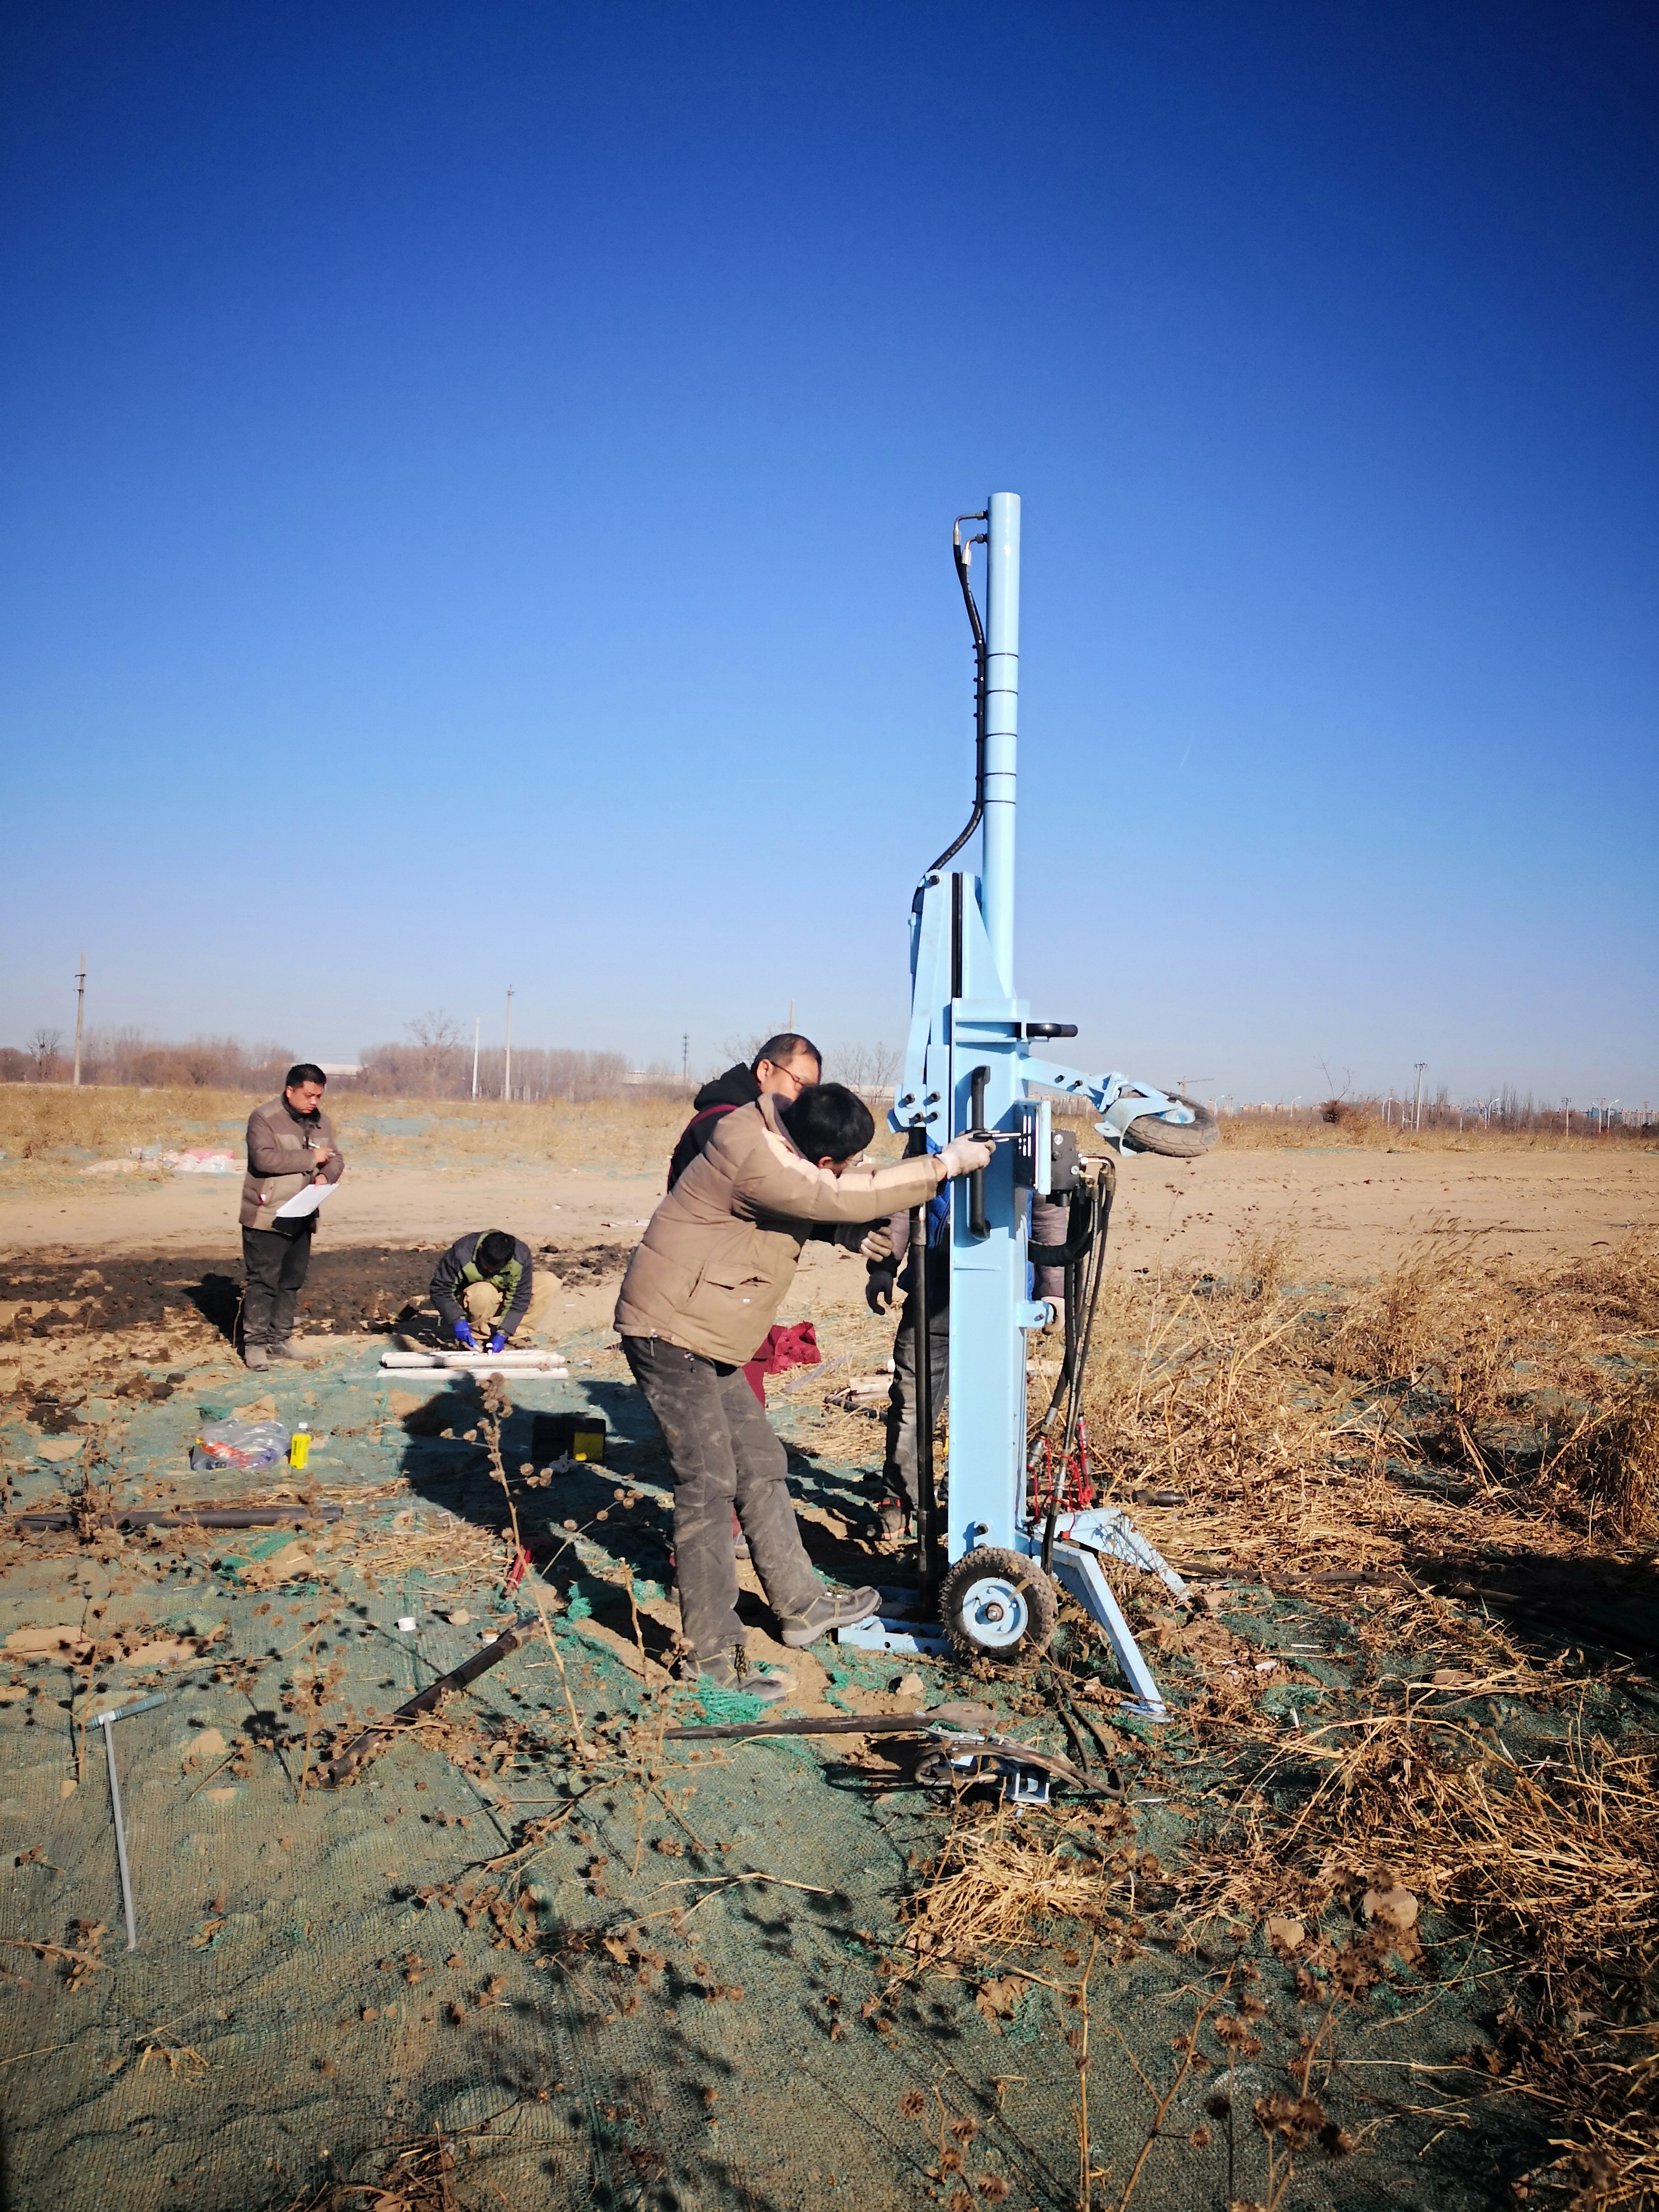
3;2;1655;1105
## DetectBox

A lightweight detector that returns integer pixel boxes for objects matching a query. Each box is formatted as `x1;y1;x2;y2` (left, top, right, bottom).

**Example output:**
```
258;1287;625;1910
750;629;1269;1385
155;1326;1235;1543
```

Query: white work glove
858;1222;894;1263
937;1134;995;1178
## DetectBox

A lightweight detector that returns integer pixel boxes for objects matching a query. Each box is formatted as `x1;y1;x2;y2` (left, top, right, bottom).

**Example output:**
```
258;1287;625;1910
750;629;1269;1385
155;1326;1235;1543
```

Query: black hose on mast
925;513;989;879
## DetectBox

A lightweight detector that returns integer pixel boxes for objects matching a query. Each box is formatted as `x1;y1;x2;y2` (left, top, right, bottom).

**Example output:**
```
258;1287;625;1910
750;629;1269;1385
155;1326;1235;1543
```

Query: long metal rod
94;1692;166;1951
908;1131;939;1612
100;1719;137;1950
322;1615;536;1784
981;491;1021;991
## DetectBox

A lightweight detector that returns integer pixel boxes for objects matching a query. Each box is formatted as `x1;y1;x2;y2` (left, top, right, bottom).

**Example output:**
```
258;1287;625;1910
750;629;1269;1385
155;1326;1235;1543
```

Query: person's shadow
395;1379;899;1665
185;1272;242;1343
396;1380;683;1667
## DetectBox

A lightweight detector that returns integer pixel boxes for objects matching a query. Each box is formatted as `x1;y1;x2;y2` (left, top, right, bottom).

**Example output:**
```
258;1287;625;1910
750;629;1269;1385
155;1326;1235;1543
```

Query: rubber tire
940;1546;1059;1665
1123;1094;1219;1158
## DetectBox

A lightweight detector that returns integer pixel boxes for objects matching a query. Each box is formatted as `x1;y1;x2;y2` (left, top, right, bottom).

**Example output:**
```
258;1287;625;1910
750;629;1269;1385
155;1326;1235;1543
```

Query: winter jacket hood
666;1062;763;1190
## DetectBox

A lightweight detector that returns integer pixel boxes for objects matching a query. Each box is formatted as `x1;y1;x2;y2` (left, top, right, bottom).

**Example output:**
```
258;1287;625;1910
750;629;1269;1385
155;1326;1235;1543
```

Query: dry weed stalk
476;1376;588;1757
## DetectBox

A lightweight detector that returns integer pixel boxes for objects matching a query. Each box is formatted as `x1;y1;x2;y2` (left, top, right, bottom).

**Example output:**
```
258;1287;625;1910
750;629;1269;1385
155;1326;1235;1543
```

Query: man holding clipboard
238;1062;345;1369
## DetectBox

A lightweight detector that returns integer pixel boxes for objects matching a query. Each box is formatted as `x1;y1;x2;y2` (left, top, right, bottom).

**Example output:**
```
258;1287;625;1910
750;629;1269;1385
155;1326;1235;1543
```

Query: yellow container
288;1426;311;1471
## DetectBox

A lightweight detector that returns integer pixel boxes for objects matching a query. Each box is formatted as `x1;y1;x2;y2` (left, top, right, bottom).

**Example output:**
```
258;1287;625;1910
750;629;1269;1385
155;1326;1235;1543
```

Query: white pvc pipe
379;1350;569;1372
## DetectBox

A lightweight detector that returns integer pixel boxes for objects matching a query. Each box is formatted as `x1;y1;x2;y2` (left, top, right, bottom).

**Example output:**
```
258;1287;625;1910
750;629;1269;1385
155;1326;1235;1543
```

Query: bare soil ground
0;1093;1654;2211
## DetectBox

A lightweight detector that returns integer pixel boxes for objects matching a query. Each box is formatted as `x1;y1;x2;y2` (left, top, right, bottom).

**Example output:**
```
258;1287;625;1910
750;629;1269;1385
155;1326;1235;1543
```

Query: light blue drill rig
838;493;1216;1715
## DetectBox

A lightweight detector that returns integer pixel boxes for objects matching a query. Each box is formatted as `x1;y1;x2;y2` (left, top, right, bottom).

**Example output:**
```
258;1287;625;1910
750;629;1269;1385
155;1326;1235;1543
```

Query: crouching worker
615;1082;992;1701
430;1230;557;1351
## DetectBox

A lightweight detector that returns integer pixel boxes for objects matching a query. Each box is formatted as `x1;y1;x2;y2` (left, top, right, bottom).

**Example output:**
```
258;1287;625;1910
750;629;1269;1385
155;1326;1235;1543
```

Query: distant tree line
0;1028;294;1089
2;1008;908;1107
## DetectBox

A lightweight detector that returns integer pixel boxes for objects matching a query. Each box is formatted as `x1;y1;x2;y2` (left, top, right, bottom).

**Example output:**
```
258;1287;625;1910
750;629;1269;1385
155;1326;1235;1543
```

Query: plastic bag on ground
191;1419;290;1472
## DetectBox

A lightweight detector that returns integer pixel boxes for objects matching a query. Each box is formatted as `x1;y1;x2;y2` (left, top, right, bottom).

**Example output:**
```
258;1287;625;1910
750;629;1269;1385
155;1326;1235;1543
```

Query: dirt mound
0;1241;635;1345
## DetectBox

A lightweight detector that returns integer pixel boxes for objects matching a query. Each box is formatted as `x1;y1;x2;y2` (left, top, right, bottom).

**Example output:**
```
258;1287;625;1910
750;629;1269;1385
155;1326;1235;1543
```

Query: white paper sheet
271;1178;337;1221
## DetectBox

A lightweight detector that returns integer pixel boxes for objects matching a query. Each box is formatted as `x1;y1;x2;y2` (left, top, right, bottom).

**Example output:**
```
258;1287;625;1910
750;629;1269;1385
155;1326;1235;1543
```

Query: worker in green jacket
429;1231;556;1351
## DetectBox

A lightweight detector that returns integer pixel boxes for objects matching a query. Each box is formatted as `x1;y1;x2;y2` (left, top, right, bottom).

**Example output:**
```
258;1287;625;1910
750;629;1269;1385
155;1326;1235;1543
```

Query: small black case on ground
532;1412;607;1464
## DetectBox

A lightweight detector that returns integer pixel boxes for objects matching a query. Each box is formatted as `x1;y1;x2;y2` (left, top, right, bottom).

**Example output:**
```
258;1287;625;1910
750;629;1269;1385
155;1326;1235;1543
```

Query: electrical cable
925;513;989;877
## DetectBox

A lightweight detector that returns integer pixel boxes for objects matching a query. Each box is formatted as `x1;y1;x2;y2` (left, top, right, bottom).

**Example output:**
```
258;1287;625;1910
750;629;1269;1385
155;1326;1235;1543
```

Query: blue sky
3;2;1655;1104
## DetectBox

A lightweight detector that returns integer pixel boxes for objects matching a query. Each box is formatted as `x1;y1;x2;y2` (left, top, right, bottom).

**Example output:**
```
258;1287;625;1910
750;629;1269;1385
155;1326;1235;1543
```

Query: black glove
866;1264;897;1315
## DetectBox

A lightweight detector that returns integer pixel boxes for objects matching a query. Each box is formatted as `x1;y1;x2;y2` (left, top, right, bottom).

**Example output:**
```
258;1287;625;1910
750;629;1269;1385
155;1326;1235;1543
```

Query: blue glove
489;1332;506;1354
454;1321;476;1349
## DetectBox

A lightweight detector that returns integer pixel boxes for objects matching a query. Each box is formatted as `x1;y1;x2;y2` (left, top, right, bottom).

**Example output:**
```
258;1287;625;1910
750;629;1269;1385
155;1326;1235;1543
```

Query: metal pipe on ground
13;1504;346;1532
320;1614;537;1784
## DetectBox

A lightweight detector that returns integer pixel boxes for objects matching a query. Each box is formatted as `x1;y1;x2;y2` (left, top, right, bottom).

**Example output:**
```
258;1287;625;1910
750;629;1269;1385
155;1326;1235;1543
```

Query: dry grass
1070;1226;1659;1553
0;1083;915;1190
1217;1114;1653;1154
1003;1226;1659;2203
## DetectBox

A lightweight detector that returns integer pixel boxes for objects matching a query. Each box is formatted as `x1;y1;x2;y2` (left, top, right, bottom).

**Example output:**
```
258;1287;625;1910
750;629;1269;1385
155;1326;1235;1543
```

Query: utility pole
72;952;86;1088
471;1017;480;1100
1413;1063;1426;1132
503;988;514;1103
681;1033;689;1086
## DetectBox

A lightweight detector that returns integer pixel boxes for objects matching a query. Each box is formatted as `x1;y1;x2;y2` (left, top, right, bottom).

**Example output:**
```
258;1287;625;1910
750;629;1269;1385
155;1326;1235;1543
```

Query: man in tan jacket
238;1063;346;1369
616;1081;991;1698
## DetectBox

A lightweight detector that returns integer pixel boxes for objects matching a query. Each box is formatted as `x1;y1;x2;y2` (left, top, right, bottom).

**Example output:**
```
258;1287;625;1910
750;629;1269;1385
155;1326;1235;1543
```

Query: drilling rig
837;494;1217;1715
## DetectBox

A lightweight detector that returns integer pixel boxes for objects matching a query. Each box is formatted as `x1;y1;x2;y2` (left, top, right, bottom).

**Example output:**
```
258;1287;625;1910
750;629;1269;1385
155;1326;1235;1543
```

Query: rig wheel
1123;1094;1219;1158
940;1547;1058;1665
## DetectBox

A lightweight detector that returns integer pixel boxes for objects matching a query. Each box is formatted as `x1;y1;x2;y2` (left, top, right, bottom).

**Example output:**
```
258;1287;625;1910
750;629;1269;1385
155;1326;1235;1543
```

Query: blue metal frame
851;491;1197;1715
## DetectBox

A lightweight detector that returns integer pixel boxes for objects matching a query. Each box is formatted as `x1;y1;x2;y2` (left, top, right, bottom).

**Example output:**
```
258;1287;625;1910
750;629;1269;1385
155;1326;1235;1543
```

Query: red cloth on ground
740;1320;822;1404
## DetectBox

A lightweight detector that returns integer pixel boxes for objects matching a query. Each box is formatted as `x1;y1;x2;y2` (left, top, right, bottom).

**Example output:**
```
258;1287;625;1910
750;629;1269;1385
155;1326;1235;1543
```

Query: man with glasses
666;1033;822;1190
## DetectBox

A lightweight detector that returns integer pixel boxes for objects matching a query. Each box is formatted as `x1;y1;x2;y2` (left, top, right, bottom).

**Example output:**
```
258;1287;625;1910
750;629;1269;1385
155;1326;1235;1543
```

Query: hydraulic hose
906;1126;940;1610
1040;1166;1114;1577
925;514;989;879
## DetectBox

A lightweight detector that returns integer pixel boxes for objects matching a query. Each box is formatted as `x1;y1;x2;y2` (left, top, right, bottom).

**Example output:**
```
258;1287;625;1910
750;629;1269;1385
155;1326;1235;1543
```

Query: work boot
268;1341;305;1362
243;1345;269;1372
777;1585;882;1648
687;1650;793;1705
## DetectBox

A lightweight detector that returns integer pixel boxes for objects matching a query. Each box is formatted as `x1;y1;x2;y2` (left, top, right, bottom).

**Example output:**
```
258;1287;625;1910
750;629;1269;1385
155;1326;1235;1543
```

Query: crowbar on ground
96;1691;167;1949
321;1615;537;1785
13;1504;345;1532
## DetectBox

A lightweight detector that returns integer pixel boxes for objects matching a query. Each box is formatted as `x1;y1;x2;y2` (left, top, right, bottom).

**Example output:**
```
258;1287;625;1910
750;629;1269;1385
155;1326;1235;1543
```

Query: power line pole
471;1016;480;1100
682;1033;688;1086
72;951;86;1089
503;987;514;1103
1413;1063;1426;1132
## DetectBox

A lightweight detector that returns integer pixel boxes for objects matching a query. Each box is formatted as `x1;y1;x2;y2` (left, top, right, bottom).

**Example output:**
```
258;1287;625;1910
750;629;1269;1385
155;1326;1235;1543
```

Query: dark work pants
622;1334;824;1665
883;1291;951;1514
242;1225;314;1350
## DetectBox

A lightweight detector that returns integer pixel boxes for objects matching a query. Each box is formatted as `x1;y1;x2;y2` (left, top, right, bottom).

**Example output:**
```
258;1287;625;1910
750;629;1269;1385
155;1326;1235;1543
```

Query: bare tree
824;1040;900;1095
27;1026;63;1080
404;1011;466;1096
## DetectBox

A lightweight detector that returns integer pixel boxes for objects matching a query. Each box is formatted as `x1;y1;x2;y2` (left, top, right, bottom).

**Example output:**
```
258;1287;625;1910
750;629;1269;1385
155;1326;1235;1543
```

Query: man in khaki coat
615;1081;991;1697
238;1063;346;1369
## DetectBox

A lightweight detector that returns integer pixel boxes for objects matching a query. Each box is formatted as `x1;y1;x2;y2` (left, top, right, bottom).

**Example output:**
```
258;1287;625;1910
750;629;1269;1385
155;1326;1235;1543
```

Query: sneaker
689;1651;793;1704
778;1585;882;1648
243;1345;270;1371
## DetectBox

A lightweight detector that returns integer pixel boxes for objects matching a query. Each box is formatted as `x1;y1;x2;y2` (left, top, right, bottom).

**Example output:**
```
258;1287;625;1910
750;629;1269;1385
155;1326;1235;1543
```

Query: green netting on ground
0;1342;1635;2210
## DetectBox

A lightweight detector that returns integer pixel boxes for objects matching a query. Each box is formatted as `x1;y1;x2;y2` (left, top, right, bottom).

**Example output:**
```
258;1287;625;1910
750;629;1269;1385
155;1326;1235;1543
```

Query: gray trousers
883;1290;951;1514
622;1335;825;1665
242;1226;313;1351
